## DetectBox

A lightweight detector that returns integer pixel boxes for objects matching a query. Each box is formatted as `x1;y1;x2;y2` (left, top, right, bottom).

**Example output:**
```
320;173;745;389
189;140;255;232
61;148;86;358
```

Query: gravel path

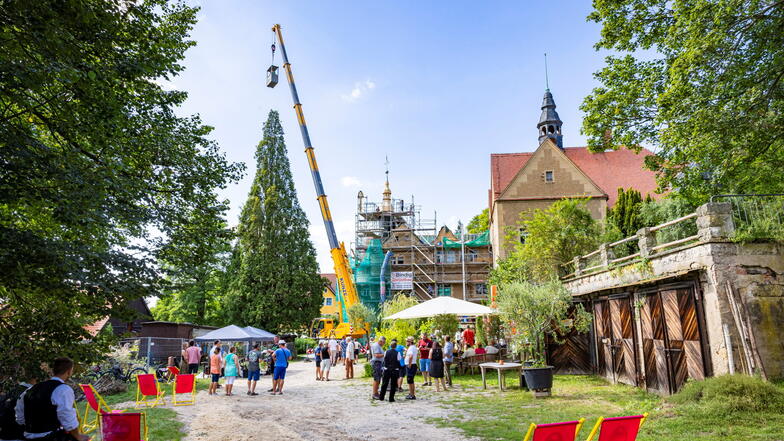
166;360;476;441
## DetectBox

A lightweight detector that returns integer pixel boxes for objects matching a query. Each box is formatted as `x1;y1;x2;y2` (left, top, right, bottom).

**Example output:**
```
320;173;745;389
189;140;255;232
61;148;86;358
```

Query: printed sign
391;271;413;290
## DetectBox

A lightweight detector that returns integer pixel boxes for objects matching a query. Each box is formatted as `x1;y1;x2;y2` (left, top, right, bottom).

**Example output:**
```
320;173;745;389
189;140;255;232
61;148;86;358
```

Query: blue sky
169;1;609;272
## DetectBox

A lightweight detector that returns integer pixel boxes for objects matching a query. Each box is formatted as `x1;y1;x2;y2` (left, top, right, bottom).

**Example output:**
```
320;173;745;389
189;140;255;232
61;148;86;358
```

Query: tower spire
382;156;392;211
544;53;550;90
536;86;563;148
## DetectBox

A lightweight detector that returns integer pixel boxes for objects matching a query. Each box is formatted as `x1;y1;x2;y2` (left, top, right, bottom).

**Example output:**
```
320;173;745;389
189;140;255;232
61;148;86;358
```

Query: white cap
279;340;286;345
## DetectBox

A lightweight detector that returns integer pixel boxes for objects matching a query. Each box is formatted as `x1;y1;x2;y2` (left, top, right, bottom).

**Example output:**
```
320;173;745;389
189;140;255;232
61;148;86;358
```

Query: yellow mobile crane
267;24;364;339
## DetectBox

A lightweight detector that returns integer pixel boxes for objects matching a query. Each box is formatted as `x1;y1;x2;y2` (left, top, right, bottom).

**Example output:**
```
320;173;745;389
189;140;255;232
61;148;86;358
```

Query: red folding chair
100;412;148;441
78;384;124;433
135;373;166;408
172;373;197;406
585;414;648;441
523;418;585;441
165;365;180;383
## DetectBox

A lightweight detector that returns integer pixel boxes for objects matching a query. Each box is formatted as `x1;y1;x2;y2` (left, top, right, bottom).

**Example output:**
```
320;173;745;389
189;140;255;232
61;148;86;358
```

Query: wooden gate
640;284;706;394
593;296;637;386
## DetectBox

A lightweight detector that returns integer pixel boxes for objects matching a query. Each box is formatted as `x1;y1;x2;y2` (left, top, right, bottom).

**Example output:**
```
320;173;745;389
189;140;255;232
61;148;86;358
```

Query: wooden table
479;362;523;391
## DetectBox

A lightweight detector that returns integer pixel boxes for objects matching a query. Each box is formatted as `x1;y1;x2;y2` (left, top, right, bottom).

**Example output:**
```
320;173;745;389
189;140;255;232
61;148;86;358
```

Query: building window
475;283;488;296
466;249;478;262
393;255;405;265
437;284;451;297
519;228;528;244
545;170;554;183
446;250;458;263
436;250;445;263
324;297;333;306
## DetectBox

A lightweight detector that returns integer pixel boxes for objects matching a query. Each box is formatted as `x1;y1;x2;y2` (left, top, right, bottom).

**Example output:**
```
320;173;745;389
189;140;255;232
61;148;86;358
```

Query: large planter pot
523;366;554;397
519;360;536;390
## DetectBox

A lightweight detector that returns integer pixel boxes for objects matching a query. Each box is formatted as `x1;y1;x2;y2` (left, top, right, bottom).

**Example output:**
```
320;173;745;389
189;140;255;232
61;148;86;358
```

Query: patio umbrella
383;296;496;320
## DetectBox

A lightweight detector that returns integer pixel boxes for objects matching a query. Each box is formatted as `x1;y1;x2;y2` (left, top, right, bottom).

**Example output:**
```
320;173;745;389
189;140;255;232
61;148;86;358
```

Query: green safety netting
352;238;388;312
441;230;490;248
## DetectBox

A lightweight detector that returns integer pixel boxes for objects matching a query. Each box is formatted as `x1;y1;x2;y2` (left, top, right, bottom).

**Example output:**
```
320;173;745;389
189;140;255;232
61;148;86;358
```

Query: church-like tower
537;89;564;148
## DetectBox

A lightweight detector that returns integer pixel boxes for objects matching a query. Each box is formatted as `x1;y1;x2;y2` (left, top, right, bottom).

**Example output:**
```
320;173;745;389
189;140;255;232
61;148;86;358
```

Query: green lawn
428;372;784;441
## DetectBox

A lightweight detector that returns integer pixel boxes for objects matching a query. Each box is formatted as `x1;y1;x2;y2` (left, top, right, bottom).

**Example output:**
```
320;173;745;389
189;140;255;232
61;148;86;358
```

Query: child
314;342;323;380
209;347;221;395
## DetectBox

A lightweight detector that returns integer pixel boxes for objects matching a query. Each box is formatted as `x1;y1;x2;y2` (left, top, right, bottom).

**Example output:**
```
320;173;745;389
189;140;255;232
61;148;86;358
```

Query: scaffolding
353;188;492;303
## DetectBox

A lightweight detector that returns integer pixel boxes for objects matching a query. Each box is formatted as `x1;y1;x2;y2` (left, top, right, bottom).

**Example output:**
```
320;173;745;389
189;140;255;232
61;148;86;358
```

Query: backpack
0;384;27;439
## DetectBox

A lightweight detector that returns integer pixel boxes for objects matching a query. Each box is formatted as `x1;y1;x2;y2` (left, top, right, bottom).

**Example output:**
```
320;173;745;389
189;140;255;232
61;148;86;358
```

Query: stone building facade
489;90;659;263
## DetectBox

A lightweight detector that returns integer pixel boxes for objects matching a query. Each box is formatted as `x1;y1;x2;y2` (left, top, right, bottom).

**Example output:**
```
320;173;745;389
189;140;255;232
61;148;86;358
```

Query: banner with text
391;271;413;290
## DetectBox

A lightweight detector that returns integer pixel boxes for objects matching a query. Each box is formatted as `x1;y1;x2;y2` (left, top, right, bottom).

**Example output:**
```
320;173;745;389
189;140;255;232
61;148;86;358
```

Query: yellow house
319;273;340;316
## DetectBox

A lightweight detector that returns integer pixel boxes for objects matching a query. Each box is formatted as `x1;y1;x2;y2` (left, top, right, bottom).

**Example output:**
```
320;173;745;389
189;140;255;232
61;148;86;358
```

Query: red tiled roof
84;317;109;337
490;152;534;200
321;273;337;293
491;146;659;207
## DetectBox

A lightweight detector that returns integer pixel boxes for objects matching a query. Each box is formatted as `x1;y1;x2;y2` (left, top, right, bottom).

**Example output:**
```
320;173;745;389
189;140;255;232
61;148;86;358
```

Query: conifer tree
227;110;324;331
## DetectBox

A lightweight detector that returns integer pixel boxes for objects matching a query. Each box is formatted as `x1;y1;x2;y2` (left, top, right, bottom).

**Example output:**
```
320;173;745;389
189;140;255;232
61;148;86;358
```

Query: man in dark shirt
378;340;402;403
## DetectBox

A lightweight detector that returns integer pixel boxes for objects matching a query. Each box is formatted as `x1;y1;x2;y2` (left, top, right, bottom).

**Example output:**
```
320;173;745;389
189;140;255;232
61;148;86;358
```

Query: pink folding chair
135;373;165;408
585;414;648;441
523;418;585;441
100;412;148;441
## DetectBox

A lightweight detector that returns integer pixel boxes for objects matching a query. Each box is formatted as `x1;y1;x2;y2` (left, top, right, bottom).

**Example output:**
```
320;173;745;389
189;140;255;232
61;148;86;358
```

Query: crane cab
266;65;279;88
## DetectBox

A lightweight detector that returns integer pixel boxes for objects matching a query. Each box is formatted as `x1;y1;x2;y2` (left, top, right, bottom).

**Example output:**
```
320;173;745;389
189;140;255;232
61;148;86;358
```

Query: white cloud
340;176;362;188
341;79;376;102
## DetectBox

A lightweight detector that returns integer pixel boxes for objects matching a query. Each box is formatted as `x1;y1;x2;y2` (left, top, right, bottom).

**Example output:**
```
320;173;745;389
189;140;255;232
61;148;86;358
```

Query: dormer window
545;170;554;183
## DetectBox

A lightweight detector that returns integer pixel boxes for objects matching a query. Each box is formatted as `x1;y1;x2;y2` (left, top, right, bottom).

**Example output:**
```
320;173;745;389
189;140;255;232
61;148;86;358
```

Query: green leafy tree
491;199;601;283
226;110;323;332
467;208;490;234
376;294;419;345
581;0;784;203
428;314;459;340
0;0;242;386
348;303;378;339
496;280;591;365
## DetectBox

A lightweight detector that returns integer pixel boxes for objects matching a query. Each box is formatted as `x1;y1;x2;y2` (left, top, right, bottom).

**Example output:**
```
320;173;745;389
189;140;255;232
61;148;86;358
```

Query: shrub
294;337;316;355
363;361;373;378
669;374;784;416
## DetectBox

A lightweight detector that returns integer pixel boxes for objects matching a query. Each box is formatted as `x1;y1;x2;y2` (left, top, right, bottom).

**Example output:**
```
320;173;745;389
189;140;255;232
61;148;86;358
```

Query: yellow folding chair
172;373;197;406
135;373;166;408
78;384;124;434
585;413;648;441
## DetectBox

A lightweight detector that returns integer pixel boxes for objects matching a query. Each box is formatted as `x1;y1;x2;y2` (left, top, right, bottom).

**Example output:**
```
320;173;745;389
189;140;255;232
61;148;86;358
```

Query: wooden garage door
640;286;706;394
594;296;638;386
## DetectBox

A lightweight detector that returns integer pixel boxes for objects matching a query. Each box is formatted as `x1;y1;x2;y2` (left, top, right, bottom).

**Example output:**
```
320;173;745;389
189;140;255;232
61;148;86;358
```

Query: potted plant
496;279;591;397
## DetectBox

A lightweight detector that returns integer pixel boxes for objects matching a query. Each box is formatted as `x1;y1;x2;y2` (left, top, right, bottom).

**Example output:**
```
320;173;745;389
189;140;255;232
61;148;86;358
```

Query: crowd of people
204;339;291;397
312;336;359;381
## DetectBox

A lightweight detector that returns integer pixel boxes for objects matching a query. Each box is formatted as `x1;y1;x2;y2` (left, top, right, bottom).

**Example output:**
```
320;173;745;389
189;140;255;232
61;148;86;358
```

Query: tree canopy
582;0;784;202
0;0;242;385
225;110;323;332
467;208;489;234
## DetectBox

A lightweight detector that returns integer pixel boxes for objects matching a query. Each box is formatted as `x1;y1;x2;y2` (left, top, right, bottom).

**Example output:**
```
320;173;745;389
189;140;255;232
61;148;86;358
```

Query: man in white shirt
404;336;419;400
344;337;356;379
454;328;463;352
15;357;89;441
328;338;338;365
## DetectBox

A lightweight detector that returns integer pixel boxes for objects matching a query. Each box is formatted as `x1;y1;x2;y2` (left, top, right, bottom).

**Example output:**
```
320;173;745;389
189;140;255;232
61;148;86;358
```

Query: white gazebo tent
383;296;496;320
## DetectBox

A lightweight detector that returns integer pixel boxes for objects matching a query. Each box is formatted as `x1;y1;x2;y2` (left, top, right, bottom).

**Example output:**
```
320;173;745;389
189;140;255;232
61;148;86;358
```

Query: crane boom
271;24;359;329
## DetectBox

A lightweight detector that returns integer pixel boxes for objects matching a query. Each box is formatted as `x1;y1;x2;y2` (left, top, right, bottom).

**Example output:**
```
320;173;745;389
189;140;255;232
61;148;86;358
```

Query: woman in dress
429;340;446;392
223;346;240;396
